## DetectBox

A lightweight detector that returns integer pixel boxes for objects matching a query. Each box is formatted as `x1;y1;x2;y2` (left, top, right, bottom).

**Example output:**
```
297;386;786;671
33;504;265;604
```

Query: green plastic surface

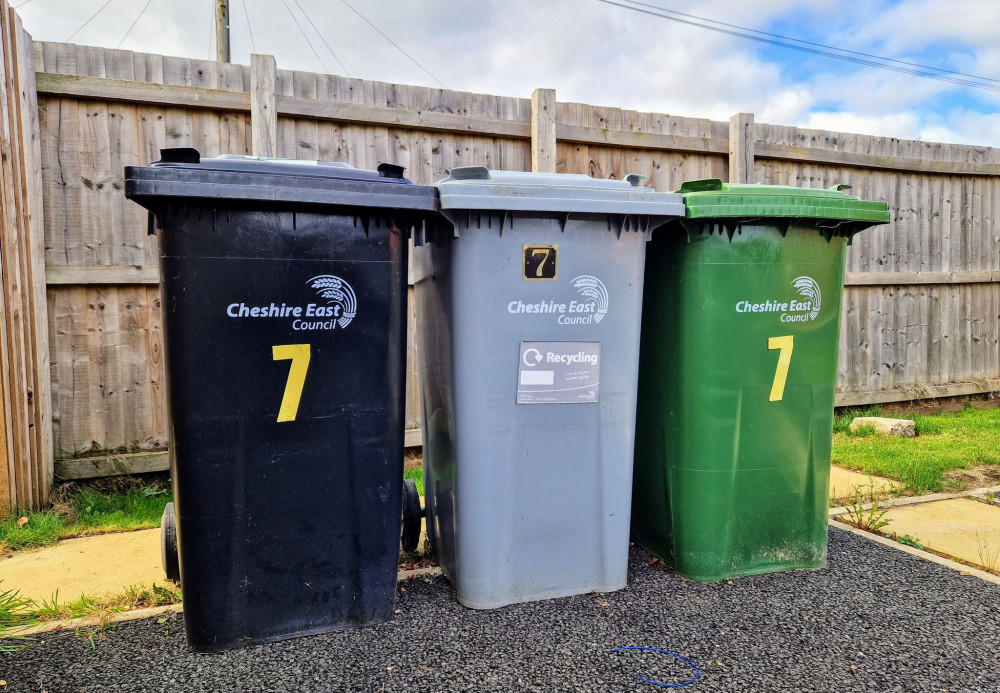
677;179;891;228
632;186;889;582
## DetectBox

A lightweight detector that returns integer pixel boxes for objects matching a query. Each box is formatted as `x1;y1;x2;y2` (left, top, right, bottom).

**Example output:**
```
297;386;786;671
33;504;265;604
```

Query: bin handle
156;147;201;164
447;166;491;181
377;163;406;179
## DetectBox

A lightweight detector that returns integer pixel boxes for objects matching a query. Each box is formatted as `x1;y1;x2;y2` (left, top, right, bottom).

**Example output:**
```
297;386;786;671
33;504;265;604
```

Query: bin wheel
401;479;422;553
161;502;181;584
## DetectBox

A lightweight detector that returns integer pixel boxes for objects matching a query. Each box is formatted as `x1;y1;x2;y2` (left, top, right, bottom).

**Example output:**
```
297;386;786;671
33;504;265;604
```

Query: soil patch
403;450;423;471
943;465;1000;489
866;394;1000;417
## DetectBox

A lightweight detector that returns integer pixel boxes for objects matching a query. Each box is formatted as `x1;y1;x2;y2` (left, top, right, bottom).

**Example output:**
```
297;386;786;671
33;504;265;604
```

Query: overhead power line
207;0;215;60
622;0;1000;85
241;0;257;53
338;0;447;88
12;0;38;9
293;0;350;76
65;0;117;43
596;0;1000;93
116;0;153;49
282;0;329;73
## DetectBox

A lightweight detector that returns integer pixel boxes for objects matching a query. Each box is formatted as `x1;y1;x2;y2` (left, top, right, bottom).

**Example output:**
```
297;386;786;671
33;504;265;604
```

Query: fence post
251;53;277;158
531;88;556;173
728;112;755;184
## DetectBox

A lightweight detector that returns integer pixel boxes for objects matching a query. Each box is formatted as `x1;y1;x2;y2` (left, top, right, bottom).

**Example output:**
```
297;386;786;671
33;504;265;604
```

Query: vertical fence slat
729;112;754;184
1;0;50;510
250;53;276;158
531;88;556;173
11;9;51;503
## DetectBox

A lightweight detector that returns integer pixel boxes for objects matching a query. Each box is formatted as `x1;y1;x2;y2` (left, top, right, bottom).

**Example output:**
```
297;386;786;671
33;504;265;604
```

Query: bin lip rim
124;165;438;212
434;167;685;216
126;157;417;186
674;178;891;224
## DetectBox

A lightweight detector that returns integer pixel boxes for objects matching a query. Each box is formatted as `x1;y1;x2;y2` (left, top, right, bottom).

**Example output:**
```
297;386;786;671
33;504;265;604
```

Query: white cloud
919;110;1000;146
852;0;1000;52
15;0;1000;148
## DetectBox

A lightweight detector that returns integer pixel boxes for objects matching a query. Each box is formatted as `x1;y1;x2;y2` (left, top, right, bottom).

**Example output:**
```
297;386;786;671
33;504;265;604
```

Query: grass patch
0;583;38;653
0;476;172;554
404;466;425;496
849;424;877;438
832;406;884;434
0;580;182;653
832;406;1000;494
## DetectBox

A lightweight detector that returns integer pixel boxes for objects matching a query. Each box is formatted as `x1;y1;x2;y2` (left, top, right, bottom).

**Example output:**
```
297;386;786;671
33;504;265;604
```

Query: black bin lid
125;148;437;212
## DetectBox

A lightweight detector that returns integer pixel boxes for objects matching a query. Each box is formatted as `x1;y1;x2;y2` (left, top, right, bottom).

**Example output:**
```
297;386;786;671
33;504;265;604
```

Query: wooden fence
0;20;998;507
0;4;50;510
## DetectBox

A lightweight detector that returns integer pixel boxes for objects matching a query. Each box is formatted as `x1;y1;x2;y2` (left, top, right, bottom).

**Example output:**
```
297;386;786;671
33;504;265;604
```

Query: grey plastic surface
436;167;686;216
414;170;684;609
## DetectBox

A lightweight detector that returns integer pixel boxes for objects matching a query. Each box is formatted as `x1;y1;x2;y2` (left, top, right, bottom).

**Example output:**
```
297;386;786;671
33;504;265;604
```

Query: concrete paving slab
829;465;897;500
881;497;1000;571
0;529;163;603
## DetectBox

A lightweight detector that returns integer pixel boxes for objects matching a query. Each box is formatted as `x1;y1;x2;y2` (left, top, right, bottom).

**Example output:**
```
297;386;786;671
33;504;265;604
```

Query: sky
13;0;1000;147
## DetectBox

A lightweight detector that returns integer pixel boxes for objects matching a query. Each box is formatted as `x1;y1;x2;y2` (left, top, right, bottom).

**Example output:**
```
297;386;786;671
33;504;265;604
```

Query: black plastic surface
161;502;180;583
401;479;421;553
126;154;434;652
125;149;439;212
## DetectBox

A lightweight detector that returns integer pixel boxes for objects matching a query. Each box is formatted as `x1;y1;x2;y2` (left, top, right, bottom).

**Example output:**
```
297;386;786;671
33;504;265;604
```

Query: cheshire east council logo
791;276;821;321
571;275;609;324
308;275;357;329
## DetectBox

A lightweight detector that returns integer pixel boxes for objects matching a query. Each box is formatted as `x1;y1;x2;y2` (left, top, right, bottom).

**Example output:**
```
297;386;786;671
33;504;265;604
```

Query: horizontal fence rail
0;32;996;499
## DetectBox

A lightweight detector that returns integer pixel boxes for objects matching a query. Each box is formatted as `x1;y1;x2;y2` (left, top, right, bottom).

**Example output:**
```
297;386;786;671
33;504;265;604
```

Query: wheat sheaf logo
792;276;822;321
572;275;609;324
308;275;357;329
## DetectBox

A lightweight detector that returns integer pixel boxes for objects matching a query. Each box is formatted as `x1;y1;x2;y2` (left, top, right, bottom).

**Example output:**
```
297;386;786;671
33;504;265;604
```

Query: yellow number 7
272;344;311;422
767;335;794;402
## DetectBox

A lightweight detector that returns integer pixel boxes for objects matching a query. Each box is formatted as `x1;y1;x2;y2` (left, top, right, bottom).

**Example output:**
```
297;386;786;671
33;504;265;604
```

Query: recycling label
516;341;601;405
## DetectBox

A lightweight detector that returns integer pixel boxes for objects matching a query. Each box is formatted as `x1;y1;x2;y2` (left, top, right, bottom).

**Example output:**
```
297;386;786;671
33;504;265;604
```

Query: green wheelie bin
631;178;890;582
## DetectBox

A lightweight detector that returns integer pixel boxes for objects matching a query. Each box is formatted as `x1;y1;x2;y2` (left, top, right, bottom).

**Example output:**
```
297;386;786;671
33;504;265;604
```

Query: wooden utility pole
215;0;230;63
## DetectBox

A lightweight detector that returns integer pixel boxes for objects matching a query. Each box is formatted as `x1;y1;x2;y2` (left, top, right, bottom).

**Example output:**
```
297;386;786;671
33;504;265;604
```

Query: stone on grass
849;416;916;438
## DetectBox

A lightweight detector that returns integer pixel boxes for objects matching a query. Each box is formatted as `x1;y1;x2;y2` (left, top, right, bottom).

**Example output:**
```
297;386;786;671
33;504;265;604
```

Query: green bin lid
675;179;891;230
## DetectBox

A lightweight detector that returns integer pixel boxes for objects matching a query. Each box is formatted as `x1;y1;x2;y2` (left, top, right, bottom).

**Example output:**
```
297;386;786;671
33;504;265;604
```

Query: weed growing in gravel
0;582;37;654
33;592;109;622
975;532;1000;572
891;534;924;550
121;583;182;610
841;483;891;534
0;580;182;654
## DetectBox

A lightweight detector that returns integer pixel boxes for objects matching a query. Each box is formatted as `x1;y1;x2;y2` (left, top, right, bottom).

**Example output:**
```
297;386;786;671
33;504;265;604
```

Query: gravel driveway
3;527;998;692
